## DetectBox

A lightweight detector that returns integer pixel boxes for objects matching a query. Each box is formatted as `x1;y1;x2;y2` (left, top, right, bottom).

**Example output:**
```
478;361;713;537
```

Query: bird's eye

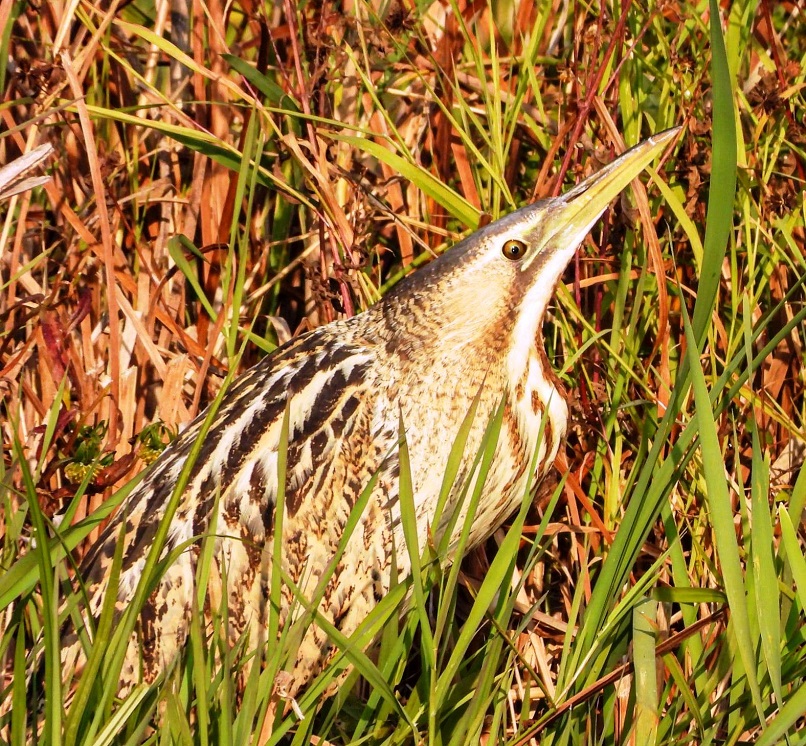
502;239;527;261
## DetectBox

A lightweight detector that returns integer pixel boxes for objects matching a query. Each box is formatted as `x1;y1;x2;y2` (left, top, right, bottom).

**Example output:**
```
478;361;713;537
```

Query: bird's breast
452;342;568;548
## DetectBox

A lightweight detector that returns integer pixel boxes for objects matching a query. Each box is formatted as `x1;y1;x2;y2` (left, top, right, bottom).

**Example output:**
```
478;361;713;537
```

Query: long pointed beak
530;127;680;266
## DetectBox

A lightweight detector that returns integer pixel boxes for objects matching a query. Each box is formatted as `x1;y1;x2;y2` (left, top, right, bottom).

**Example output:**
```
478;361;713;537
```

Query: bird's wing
70;328;398;683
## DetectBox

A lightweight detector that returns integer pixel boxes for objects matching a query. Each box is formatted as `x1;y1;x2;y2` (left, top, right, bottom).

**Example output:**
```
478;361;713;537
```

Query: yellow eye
502;239;527;261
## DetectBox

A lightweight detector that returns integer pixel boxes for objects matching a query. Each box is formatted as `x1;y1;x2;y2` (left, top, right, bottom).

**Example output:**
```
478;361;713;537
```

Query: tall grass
1;0;804;743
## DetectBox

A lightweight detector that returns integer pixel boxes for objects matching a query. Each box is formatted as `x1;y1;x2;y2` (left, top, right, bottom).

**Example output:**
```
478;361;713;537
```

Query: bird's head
382;129;678;370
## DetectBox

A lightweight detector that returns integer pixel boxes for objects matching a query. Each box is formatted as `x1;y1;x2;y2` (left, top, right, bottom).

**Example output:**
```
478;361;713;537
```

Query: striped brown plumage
61;131;677;700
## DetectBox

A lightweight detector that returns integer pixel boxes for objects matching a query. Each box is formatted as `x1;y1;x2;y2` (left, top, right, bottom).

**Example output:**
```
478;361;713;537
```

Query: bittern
63;130;677;698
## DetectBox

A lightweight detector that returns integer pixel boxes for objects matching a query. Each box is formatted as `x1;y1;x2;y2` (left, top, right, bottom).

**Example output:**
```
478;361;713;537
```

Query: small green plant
136;422;178;466
62;422;114;484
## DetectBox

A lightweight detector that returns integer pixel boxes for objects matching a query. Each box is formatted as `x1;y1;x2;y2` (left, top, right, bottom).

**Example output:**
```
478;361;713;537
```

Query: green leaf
329;134;480;229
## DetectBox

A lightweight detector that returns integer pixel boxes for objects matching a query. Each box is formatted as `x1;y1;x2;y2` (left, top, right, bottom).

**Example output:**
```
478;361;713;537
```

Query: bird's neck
505;295;568;475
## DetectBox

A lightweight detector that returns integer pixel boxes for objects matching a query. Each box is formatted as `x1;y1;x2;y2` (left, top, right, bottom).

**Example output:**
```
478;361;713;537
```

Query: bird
61;129;677;700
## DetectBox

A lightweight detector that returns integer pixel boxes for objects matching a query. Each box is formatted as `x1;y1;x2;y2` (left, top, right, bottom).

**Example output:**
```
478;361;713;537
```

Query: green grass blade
433;402;525;705
396;415;436;671
63;517;128;746
89;685;151;746
12;436;61;743
778;507;806;617
632;598;658;746
330;134;480;228
11;620;27;746
749;420;783;705
754;681;806;746
691;0;738;344
682;306;765;722
167;235;217;322
269;404;290;645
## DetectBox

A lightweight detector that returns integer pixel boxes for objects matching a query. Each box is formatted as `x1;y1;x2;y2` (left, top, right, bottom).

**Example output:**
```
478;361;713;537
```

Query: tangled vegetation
1;0;805;743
